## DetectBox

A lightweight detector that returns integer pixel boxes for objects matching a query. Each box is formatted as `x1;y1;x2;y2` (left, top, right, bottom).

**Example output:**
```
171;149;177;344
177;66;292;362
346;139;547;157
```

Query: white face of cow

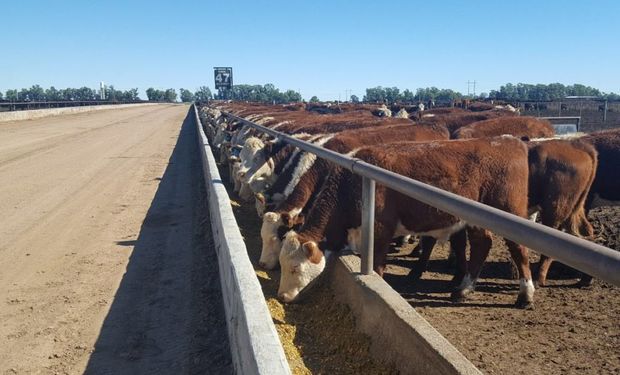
259;212;283;269
277;232;326;303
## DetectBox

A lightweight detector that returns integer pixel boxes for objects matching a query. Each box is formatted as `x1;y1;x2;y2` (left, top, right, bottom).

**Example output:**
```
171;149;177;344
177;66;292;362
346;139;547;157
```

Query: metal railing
538;116;581;131
219;111;620;287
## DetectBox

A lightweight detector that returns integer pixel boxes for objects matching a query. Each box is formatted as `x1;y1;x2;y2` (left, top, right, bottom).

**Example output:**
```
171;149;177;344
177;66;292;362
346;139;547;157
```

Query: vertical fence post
361;177;375;275
604;100;608;123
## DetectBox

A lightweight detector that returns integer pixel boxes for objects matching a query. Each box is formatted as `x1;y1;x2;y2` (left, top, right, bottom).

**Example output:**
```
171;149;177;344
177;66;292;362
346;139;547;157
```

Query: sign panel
214;67;233;89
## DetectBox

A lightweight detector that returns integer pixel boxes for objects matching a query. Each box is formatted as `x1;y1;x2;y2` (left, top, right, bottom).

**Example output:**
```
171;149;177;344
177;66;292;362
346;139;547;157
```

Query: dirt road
0;105;232;374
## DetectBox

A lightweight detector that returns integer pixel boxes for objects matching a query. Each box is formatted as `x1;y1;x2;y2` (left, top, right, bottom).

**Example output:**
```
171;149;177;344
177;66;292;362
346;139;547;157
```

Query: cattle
237;116;416;196
527;139;598;286
277;137;535;309
453;116;555;140
582;128;620;210
257;124;450;269
420;109;518;135
411;137;597;287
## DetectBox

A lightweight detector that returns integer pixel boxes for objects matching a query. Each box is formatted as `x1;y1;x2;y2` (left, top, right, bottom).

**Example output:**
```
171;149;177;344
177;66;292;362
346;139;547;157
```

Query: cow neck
298;165;344;242
272;145;296;173
277;159;325;213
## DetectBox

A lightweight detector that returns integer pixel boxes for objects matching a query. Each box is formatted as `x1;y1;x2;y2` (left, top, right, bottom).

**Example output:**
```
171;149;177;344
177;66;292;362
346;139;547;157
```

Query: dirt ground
384;207;620;374
0;105;232;374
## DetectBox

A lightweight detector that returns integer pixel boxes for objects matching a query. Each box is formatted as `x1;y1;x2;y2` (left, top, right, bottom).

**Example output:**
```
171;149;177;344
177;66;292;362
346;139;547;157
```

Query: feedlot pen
214;146;619;375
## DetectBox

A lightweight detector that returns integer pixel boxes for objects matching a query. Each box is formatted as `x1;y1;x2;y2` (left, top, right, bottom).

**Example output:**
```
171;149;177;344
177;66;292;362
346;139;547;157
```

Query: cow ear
302;242;323;264
255;193;266;205
281;212;292;227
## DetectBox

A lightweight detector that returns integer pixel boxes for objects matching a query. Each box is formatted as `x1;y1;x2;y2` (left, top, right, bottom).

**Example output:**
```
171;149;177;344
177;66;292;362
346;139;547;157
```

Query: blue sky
2;0;619;100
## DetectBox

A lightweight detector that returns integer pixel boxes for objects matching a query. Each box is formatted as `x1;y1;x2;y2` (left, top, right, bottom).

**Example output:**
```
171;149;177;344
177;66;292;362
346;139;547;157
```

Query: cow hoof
515;296;534;310
450;290;468;303
534;279;545;288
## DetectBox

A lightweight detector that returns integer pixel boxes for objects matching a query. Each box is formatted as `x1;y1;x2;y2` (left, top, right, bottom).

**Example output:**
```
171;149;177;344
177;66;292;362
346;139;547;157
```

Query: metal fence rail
220;111;620;287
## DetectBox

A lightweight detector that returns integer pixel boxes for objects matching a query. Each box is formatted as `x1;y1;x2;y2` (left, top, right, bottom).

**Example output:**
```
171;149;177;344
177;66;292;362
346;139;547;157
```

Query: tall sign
214;67;233;90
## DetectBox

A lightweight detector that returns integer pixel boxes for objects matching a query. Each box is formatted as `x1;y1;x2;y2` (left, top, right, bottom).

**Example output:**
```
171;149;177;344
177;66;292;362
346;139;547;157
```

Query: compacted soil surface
0;105;232;374
384;208;619;375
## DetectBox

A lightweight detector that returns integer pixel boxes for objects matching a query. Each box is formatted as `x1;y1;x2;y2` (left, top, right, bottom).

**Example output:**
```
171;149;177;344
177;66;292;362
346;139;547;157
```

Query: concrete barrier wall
192;105;291;375
329;254;482;375
0;103;161;123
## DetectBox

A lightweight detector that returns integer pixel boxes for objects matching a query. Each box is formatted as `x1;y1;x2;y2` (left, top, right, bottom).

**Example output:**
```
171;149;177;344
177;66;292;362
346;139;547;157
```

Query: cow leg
408;236;437;281
450;229;468;285
505;240;535;309
373;232;393;278
535;255;554;287
451;228;491;302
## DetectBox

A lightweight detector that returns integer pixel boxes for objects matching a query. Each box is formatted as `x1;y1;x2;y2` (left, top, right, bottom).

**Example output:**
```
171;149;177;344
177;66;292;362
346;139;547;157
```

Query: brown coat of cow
527;139;598;286
279;137;535;308
454;116;555;140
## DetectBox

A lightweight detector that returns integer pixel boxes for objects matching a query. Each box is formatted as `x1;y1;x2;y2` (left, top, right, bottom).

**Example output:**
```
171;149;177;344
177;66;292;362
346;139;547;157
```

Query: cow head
277;232;326;303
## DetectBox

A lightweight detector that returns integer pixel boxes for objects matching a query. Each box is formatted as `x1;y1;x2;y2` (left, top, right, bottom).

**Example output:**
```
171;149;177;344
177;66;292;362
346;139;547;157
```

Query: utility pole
467;80;477;97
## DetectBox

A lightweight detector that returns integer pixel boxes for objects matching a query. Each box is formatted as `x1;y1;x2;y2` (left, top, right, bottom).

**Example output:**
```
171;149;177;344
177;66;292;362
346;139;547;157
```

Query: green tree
363;87;386;102
45;86;62;101
164;89;177;102
309;96;320;103
401;89;414;103
350;94;360;103
194;86;212;102
146;88;166;101
5;89;18;101
0;91;3;100
179;88;195;102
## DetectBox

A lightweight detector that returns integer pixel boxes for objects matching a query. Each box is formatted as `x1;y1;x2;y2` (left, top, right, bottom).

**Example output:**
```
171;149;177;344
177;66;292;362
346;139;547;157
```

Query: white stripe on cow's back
282;134;335;198
255;116;275;125
280;134;325;174
272;120;293;130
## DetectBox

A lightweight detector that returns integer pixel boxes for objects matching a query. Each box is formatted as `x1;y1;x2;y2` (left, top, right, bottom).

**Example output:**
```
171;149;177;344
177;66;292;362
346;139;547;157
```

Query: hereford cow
257;124;450;269
582;128;620;210
453;116;555;140
277;137;535;309
527;139;598;286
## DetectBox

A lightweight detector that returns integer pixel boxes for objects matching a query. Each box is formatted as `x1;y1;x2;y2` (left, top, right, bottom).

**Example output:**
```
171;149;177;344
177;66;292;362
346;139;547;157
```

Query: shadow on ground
85;109;233;374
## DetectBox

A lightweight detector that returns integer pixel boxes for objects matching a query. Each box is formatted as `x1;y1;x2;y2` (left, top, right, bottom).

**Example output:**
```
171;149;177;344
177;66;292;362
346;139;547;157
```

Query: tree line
361;86;464;104
488;83;620;101
209;84;302;104
4;82;618;104
1;85;140;102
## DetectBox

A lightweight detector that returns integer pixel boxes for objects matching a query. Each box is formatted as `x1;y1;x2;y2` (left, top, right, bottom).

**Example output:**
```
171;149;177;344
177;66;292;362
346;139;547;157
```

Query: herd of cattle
197;102;619;309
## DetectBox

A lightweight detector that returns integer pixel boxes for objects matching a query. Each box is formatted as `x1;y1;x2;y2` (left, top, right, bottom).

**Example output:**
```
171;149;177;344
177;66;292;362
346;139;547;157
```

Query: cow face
278;232;326;303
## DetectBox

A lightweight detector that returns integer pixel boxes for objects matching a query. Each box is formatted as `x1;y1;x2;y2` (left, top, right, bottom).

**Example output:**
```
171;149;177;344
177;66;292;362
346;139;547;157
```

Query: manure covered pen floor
384;210;620;374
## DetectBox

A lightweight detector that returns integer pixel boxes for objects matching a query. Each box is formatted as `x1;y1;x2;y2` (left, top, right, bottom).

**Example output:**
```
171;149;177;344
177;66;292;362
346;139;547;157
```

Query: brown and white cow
278;137;535;308
257;124;450;269
453;116;555;140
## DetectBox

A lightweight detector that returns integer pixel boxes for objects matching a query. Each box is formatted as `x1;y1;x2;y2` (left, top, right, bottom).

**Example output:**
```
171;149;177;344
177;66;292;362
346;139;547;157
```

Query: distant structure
100;82;106;100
